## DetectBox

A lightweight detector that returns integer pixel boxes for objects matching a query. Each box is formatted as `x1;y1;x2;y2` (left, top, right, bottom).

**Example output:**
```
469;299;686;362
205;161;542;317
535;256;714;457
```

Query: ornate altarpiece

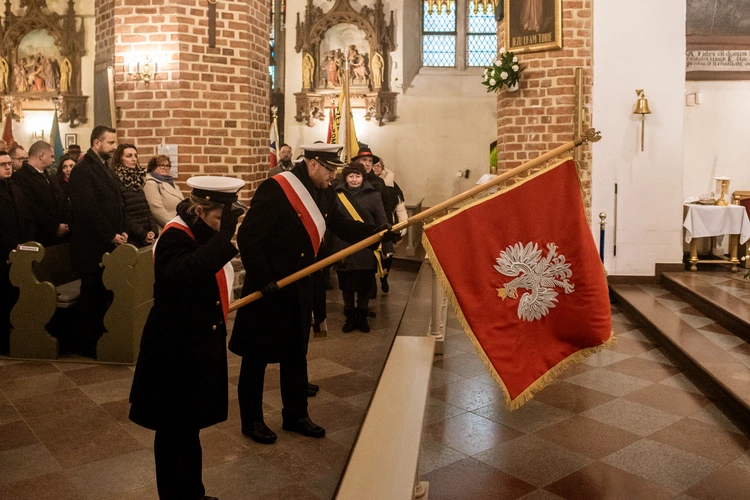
0;0;88;127
295;0;397;126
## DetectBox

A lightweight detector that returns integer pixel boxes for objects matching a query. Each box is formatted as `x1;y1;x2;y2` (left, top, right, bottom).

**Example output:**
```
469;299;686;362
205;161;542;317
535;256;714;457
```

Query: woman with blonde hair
144;155;185;232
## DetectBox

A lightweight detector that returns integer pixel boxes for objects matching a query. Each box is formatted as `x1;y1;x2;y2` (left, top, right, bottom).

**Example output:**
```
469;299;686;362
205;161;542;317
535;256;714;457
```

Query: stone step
662;271;750;343
610;283;750;434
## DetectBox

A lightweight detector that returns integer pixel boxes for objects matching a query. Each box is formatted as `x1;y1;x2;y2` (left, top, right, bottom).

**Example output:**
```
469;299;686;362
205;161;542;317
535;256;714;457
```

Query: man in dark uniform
229;144;400;444
0;150;35;354
68;125;126;358
12;140;69;247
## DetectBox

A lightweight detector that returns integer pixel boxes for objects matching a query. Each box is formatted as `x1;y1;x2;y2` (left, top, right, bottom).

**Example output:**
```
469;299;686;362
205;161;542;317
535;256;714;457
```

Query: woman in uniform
129;176;244;500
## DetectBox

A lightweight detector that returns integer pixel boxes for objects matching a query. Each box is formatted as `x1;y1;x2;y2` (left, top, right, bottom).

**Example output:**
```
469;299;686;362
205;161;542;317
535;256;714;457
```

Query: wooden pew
99;243;154;363
8;242;80;359
733;190;750;269
336;336;435;499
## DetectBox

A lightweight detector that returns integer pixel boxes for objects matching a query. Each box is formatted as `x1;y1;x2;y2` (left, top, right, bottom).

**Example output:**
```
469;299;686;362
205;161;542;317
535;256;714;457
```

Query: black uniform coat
68;150;127;273
129;221;238;431
12;163;68;247
0;179;35;278
229;162;374;363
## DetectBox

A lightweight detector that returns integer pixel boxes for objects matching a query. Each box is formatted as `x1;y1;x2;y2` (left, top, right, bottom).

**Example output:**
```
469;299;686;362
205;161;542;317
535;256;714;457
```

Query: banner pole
228;129;601;312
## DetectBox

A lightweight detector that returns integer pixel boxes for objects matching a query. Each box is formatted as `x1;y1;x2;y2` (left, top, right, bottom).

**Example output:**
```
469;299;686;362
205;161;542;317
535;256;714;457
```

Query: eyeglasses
12;157;28;162
0;161;12;167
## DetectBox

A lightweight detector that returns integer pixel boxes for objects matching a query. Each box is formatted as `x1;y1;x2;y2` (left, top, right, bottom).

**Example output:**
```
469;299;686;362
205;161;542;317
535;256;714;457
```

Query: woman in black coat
129;178;243;500
112;144;158;247
330;162;388;333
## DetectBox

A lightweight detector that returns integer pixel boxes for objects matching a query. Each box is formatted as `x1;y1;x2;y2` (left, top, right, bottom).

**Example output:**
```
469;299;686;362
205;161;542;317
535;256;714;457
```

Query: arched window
422;1;498;69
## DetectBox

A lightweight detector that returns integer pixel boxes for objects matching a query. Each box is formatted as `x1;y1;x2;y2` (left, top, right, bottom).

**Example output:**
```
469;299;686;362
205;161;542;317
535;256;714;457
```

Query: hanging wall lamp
633;89;651;152
126;56;159;87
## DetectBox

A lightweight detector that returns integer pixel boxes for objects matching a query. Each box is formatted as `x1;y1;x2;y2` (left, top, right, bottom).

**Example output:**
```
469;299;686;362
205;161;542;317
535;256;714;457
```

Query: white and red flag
269;115;280;169
423;158;613;409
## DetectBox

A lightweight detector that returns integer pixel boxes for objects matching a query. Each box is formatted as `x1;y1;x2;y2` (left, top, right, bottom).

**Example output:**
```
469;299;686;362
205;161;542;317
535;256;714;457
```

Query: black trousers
237;356;308;423
0;267;18;354
154;428;205;500
78;269;110;356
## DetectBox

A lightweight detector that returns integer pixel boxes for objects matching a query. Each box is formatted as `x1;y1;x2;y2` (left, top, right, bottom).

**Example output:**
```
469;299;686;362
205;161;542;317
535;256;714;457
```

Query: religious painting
319;24;371;90
686;0;750;80
504;0;562;54
14;30;63;94
65;133;77;148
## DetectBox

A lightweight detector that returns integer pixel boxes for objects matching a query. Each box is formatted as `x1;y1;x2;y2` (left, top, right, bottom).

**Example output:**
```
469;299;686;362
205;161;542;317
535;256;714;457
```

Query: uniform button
300;253;304;257
212;325;217;331
297;213;302;218
215;301;220;306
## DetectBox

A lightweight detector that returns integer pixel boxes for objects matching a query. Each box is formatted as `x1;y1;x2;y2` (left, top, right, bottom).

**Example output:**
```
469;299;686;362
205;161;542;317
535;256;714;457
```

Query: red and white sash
156;216;234;322
272;171;326;256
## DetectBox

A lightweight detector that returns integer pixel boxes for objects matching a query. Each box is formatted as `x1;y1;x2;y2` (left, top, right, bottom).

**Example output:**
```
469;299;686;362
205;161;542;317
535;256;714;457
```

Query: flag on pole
332;70;359;163
2;112;14;148
423;159;613;410
49;110;65;160
326;105;335;144
269;114;280;169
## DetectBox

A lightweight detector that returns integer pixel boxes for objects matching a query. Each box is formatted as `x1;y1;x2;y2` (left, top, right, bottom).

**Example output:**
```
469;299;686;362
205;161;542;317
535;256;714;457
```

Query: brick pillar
496;0;593;213
95;0;270;203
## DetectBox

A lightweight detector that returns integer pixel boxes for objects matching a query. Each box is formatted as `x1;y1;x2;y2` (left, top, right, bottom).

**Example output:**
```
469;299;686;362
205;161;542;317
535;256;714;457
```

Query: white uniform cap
187;176;245;203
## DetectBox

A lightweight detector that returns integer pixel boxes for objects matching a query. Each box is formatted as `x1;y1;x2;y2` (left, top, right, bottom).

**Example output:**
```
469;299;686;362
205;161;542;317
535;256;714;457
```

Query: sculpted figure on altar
347;45;369;85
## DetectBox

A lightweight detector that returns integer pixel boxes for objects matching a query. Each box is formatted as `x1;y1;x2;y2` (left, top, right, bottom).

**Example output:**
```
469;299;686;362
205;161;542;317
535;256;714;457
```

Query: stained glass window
467;1;497;67
422;1;456;67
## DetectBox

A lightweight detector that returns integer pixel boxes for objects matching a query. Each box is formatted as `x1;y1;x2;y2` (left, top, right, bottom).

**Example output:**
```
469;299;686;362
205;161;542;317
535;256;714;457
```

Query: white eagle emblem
494;242;574;322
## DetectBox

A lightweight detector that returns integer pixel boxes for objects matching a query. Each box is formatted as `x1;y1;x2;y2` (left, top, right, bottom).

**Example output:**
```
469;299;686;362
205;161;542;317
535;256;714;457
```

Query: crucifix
208;0;217;48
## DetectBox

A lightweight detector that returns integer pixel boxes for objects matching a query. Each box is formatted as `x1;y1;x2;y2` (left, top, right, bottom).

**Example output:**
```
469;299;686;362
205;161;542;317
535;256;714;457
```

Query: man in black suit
0;150;35;354
229;144;401;444
12;141;69;247
68;125;126;358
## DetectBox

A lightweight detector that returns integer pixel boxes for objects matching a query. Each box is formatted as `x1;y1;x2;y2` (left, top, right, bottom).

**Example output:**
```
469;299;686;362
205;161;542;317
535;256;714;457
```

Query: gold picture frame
504;0;563;54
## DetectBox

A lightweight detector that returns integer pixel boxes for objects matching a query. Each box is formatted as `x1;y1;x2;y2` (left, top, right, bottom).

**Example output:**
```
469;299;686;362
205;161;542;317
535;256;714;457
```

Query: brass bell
633;90;651;115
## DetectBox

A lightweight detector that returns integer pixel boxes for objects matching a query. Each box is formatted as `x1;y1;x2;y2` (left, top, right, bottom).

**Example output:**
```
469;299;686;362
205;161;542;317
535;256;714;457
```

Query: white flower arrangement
481;48;523;92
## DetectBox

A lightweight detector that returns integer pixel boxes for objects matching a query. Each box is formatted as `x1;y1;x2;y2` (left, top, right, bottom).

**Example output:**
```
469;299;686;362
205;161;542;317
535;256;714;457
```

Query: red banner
423;159;612;409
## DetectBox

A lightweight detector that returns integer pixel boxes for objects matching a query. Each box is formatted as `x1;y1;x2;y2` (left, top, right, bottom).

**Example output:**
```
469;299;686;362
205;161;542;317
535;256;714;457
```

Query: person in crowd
269;143;294;176
112;144;157;247
8;146;27;172
331;162;389;333
12;140;69;247
229;144;400;445
144;155;185;233
129;176;243;500
55;153;77;200
351;146;385;194
66;144;82;161
372;158;408;293
0;150;35;355
68;125;126;359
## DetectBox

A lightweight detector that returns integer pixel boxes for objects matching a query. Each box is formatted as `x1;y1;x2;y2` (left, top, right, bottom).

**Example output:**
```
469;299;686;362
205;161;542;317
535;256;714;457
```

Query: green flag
49;111;64;161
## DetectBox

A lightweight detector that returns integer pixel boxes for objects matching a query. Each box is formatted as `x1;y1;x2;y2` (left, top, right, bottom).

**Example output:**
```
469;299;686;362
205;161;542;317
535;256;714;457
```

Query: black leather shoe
282;416;325;438
308;382;320;392
307;387;317;397
201;496;219;500
241;421;277;444
380;276;389;293
366;308;376;318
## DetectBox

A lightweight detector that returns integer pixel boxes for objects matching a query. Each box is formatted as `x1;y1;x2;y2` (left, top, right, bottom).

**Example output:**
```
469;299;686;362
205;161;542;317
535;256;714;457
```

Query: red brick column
95;0;270;203
496;0;593;211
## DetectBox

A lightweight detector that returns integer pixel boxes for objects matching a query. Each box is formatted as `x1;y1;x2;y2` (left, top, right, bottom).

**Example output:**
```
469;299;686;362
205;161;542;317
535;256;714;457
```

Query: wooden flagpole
227;129;601;312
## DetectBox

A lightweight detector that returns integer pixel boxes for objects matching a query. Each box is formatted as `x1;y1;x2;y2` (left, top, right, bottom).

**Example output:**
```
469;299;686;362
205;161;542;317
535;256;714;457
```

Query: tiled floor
2;268;749;499
419;303;750;500
0;267;417;500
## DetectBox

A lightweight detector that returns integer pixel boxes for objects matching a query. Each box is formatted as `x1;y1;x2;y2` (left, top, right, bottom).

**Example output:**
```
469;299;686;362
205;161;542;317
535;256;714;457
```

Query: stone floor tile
428;365;466;389
0;420;40;452
624;382;712;417
659;372;705;395
423;412;523;456
254;435;349;482
564;367;653;397
616;328;652;342
0;471;80;500
62;365;134;387
306;357;353;381
731;450;750;473
199;429;251;468
604;356;681;382
473;400;574;433
606;337;658;356
474;435;592;488
254;484;319;500
0;401;21;425
306;399;365;433
684;464;750;500
579;348;631;367
0;362;59;383
313;371;377;398
0;443;61;487
533;415;641;460
531;381;616;414
698;329;747;351
24;405;119;443
0;372;76;400
419;435;467;475
341;391;372;409
675;312;717;330
517;490;565;500
44;424;144;469
581;398;682;436
429;377;507;411
637;347;675;366
602;439;719;492
11;388;98;418
544;461;675;500
325;424;359;449
422;396;466;426
78;377;134;405
432;352;492;378
650;417;749;464
688;404;744;435
66;449;157;500
422;457;536;500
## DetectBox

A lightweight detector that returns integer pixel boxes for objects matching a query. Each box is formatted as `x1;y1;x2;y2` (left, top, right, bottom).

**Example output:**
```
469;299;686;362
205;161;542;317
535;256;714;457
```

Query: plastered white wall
283;0;497;206
683;81;750;198
591;0;686;275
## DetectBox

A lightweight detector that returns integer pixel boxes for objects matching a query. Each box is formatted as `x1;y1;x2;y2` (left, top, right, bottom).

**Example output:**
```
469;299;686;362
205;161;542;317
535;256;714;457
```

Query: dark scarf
344;183;364;198
150;171;175;187
114;163;146;191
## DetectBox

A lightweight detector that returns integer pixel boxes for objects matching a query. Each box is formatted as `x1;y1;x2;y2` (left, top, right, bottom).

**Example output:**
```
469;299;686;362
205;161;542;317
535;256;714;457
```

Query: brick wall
94;0;270;204
496;0;593;212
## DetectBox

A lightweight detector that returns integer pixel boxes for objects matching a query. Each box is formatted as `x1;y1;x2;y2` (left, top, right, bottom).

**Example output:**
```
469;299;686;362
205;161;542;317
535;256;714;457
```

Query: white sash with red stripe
155;216;234;321
272;171;326;256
